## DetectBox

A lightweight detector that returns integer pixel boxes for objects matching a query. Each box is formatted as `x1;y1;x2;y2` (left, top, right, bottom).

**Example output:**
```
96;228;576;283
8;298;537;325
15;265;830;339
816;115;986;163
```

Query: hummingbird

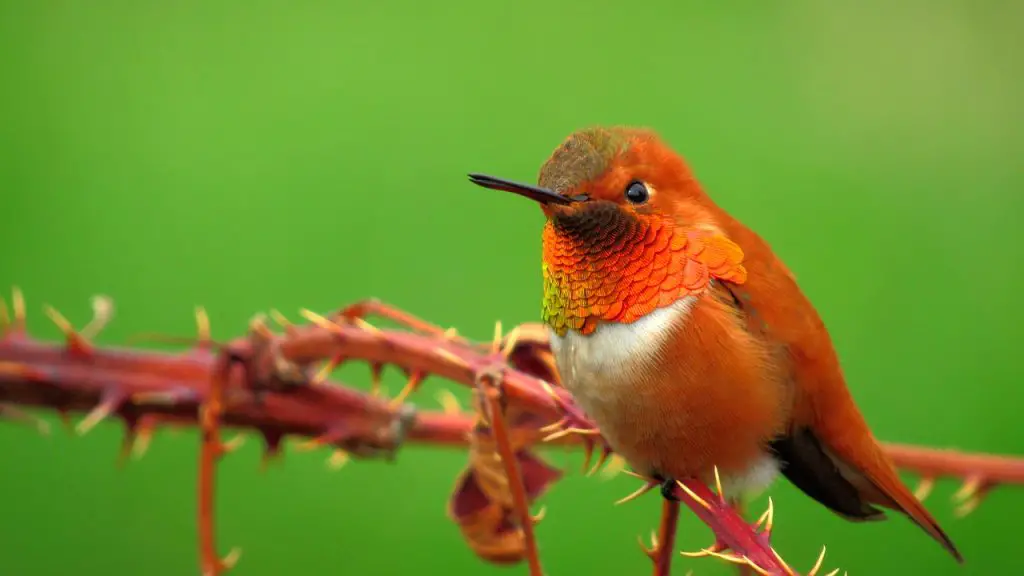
467;126;961;562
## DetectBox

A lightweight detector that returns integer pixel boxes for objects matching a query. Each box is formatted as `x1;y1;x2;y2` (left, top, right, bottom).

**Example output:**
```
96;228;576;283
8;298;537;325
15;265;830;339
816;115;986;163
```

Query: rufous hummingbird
467;126;961;562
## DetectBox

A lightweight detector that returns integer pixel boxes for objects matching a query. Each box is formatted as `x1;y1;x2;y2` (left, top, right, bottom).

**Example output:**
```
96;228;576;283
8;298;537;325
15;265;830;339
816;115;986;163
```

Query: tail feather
773;424;962;562
844;449;964;563
821;431;964;563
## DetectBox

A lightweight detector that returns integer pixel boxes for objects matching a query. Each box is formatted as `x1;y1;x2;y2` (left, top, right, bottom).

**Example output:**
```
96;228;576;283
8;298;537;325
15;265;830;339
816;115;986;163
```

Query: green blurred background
1;1;1022;574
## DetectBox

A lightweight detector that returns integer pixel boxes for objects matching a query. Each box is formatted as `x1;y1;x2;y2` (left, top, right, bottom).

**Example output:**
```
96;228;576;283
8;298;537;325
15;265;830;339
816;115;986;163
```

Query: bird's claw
660;476;679;501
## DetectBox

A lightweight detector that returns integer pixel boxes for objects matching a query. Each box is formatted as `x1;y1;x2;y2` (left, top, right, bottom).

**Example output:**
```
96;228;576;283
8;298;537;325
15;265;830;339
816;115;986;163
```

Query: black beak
467;173;575;206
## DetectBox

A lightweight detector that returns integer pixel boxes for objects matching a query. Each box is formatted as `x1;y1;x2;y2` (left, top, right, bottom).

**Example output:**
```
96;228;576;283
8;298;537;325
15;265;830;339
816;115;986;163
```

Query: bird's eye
624;181;649;204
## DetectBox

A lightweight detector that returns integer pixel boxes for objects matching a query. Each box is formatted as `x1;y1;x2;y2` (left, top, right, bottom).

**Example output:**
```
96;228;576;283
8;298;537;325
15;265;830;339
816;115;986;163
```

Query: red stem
479;375;544;576
652;498;681;576
885;443;1024;484
2;301;1023;576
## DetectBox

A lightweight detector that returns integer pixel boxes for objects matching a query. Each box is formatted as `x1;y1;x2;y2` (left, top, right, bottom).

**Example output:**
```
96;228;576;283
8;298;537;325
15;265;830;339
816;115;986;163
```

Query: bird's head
469;127;737;336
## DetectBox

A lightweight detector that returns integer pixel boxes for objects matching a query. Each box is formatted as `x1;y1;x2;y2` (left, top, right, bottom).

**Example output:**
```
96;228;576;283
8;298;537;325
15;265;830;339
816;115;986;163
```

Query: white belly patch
546;295;779;497
546;297;697;419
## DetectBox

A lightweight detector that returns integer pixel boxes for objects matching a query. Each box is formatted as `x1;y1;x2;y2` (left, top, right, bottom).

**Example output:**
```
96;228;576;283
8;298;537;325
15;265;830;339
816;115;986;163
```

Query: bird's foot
659;476;679;501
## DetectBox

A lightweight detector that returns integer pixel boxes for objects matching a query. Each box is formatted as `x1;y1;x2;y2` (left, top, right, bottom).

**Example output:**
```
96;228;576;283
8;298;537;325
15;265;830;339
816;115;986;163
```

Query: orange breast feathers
540;209;748;337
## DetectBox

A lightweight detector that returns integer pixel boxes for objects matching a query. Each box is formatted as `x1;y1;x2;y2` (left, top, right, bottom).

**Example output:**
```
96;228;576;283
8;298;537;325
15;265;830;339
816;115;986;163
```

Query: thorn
260;431;284;470
434;388;463;414
132;418;158;460
952;476;991;516
268;309;292;331
954;493;985;517
531;505;547;524
614;481;659;505
599;454;627;479
914;476;935;502
312;353;346;386
675;480;712;510
499;325;522;358
299;309;344;335
638;530;659;559
295;425;350;451
11;286;25;331
491;320;503;354
222;435;246;453
434;347;469;369
351;317;381;335
704;548;749;566
953;475;983;502
219;547;242;572
753;497;776;537
542;426;600;443
360;362;383;396
80;295;114;340
327;449;349;470
745;559;774;576
806;546;827;576
0;295;10;331
77;389;125;435
584;444;612;477
43;304;92;354
713;465;724;501
769;545;795;575
0;404;51;435
442;326;459;340
536;379;561;406
679;542;725;558
248;313;274;339
823;570;841;576
194;306;211;344
621;469;650;481
43;304;74;334
389;370;426;407
538;417;568;434
56;409;73;433
579;438;595;473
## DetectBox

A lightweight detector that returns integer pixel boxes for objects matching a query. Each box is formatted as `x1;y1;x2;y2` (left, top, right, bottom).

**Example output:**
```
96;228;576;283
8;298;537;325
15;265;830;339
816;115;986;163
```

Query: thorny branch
1;290;1022;575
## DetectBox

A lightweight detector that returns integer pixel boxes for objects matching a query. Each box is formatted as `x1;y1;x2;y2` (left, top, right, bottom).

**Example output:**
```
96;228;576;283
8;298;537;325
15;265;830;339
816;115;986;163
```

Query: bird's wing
708;229;963;562
678;229;748;287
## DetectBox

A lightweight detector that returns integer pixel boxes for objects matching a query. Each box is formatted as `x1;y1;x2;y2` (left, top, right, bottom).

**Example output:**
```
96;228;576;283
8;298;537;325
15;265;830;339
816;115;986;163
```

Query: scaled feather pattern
542;208;747;337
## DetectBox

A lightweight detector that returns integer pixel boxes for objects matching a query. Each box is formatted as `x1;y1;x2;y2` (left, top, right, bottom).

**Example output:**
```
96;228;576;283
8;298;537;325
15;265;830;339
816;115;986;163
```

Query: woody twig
2;291;1023;575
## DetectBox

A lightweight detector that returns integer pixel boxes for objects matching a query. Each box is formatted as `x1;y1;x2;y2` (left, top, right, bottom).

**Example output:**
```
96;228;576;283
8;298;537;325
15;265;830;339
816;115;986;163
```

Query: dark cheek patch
550;202;635;244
